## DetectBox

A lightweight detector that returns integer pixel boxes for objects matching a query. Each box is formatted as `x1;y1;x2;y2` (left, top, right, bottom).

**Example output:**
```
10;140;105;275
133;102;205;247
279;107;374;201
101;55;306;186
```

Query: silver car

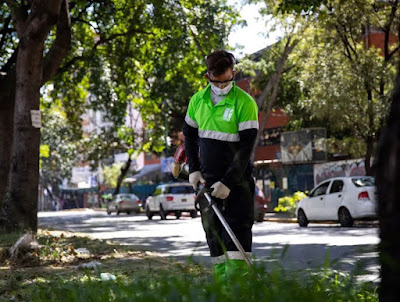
106;193;141;215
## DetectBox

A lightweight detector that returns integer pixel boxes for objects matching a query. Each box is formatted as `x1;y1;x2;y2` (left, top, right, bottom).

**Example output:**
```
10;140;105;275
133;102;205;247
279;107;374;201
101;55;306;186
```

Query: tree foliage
0;0;239;232
248;0;400;170
40;102;81;194
291;1;399;172
50;0;239;157
42;0;238;181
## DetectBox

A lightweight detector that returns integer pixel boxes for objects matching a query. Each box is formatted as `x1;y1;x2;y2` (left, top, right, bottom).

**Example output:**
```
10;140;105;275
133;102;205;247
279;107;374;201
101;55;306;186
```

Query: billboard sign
280;128;327;164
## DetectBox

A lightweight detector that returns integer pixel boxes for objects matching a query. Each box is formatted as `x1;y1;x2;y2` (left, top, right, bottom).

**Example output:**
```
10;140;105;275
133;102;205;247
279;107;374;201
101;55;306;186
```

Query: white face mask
210;81;233;96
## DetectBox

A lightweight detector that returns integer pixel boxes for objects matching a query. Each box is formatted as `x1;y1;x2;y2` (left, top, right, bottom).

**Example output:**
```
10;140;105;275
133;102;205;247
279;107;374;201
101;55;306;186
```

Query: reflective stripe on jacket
183;83;259;189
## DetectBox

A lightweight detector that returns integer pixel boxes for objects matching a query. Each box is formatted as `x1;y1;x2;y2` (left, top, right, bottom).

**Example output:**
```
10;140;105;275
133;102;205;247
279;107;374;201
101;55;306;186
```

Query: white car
145;182;198;220
295;176;377;227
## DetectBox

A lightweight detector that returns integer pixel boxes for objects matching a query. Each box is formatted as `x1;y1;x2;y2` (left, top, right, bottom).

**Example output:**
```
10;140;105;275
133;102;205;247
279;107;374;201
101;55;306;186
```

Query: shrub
274;191;307;214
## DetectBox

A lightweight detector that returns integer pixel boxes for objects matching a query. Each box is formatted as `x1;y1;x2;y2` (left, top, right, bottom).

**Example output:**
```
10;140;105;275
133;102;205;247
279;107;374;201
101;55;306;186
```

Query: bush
274;191;307;214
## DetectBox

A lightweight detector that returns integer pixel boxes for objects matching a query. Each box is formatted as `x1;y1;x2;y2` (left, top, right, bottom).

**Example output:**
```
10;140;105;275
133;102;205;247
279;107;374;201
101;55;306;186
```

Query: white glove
211;181;231;199
189;171;205;189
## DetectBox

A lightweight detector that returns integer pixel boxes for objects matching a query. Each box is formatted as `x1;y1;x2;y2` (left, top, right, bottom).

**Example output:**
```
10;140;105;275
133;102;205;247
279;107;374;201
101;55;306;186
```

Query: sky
227;1;283;58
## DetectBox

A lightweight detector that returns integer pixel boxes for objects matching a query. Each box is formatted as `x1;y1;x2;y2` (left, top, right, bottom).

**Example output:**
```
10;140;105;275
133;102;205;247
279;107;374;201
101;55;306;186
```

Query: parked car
145;182;197;220
254;185;268;222
106;193;141;215
295;176;377;227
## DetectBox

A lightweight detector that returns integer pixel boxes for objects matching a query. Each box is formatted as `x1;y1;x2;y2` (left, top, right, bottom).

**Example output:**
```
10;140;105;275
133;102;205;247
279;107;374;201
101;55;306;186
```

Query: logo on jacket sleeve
223;108;234;121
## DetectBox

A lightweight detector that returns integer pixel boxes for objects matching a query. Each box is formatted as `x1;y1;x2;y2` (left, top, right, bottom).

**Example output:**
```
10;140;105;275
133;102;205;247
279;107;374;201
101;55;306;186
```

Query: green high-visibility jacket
183;83;259;189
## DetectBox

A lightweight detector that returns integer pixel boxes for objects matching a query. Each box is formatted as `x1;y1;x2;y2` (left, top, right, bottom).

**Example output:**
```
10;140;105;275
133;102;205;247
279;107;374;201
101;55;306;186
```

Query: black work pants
198;176;255;258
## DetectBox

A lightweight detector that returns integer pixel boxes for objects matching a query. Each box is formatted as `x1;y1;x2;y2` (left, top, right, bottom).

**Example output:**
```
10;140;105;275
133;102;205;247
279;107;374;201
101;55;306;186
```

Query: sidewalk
263;212;379;226
263;212;297;223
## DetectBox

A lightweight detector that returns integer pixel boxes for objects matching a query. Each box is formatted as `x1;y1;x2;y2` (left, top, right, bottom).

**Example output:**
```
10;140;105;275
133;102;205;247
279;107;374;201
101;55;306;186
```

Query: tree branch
5;0;28;35
387;45;400;62
95;28;153;47
335;24;356;62
42;0;71;84
384;0;398;60
70;16;99;34
57;28;153;76
188;26;207;58
24;0;63;41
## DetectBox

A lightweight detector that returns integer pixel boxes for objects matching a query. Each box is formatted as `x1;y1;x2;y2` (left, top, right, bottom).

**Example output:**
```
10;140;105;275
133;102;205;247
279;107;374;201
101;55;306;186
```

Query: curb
263;213;297;223
263;217;297;223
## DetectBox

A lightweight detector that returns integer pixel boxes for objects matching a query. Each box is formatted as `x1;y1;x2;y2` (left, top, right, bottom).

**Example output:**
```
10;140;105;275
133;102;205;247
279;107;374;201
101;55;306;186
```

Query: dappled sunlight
38;211;380;279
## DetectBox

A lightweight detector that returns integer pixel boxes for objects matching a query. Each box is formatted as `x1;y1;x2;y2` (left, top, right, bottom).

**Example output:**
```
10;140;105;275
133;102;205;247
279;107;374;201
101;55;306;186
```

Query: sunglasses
207;74;234;84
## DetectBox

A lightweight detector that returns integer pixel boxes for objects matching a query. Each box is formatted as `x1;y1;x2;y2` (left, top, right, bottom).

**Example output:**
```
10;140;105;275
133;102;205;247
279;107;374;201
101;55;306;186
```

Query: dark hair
206;50;235;76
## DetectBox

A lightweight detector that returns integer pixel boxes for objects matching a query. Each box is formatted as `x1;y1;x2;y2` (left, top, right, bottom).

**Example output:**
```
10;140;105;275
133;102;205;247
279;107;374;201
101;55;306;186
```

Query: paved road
38;210;380;281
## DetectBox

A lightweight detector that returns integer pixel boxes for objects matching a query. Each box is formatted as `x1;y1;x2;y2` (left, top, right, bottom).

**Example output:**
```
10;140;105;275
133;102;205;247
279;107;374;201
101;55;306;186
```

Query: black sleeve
220;128;258;189
183;121;201;174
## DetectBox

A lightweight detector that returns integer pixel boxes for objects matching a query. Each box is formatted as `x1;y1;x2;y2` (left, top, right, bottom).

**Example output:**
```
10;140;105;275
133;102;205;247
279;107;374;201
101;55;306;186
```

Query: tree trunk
364;135;374;176
252;75;281;162
113;156;132;196
375;59;400;302
364;86;374;175
2;0;68;232
0;73;15;208
250;36;299;162
6;39;45;231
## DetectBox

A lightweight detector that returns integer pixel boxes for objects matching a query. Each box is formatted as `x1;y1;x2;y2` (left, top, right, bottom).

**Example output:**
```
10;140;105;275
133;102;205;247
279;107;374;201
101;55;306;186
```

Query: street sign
31;110;41;128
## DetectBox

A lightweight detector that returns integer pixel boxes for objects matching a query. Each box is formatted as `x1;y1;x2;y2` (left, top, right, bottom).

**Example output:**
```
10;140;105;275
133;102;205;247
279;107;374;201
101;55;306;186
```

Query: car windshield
119;194;138;200
352;177;375;187
168;186;195;194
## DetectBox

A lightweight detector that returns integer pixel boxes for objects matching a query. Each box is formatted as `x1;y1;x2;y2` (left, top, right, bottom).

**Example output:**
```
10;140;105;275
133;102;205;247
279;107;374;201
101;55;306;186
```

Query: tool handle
203;192;252;267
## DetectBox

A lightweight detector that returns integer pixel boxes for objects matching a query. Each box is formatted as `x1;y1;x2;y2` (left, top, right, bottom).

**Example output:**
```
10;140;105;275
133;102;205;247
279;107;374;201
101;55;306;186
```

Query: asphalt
58;207;298;222
55;208;379;226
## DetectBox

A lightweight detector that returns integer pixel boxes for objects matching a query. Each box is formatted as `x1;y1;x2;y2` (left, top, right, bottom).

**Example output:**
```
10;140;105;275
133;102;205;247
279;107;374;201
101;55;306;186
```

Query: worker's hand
210;181;230;199
189;171;205;190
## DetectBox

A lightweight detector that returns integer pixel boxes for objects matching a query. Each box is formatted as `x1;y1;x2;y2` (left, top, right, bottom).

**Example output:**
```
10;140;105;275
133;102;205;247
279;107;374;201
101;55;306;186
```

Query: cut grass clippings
0;230;378;302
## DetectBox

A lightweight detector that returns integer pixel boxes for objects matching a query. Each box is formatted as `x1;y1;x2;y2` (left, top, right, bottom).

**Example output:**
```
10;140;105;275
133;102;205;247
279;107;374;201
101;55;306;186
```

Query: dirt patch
0;229;207;301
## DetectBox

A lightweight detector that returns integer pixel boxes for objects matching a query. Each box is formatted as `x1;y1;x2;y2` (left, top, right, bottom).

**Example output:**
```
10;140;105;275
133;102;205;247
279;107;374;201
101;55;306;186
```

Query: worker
182;50;259;282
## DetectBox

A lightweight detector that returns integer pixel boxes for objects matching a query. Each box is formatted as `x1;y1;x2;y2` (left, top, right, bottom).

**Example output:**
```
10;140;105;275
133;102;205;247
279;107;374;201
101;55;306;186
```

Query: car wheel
160;205;167;220
107;208;112;215
190;210;198;219
126;211;131;215
175;212;181;219
116;207;121;215
146;206;153;220
338;207;354;227
297;209;309;227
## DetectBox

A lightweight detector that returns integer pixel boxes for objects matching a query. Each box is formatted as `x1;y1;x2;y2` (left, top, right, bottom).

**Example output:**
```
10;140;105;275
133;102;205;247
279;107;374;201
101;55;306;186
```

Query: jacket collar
199;83;236;106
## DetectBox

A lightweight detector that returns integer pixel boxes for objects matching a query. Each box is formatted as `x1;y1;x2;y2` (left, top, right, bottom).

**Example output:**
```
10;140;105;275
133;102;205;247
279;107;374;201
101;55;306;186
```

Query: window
310;182;330;197
167;186;195;194
119;194;139;201
330;180;344;193
352;177;375;187
153;187;162;196
258;127;284;146
145;152;154;161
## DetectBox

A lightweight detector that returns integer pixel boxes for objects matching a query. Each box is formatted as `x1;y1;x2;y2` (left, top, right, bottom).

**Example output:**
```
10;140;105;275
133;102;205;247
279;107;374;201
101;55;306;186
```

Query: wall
313;158;366;186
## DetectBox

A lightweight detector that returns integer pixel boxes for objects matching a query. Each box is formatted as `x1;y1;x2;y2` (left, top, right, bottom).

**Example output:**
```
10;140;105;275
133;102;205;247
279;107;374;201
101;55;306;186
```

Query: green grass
0;230;378;302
